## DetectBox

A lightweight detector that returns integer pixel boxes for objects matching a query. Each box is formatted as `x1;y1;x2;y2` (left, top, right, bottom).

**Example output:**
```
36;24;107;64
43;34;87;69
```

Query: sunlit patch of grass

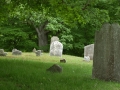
0;52;120;90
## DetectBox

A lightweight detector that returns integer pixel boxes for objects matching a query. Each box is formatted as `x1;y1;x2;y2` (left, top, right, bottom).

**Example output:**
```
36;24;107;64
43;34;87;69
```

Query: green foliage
46;17;73;50
9;3;73;50
96;0;120;23
1;0;120;56
64;4;110;56
9;3;48;27
0;27;38;51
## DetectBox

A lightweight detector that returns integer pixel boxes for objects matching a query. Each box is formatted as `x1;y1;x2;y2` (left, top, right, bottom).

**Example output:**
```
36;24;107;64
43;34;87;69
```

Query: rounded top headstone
51;36;59;44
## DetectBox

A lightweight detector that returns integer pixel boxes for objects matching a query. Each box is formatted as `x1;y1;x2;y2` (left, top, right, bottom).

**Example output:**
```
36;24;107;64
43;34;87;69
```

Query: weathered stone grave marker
46;64;62;73
0;49;7;56
50;41;63;57
84;44;94;60
92;23;120;82
35;50;41;56
33;48;36;52
12;49;22;55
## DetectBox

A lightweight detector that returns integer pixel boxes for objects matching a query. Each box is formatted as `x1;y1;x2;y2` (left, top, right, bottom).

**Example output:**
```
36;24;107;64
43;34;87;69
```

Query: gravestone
12;49;22;55
33;48;36;52
50;41;63;57
46;64;62;73
92;23;120;82
51;36;59;44
0;49;7;56
35;50;41;56
12;48;17;52
84;44;94;60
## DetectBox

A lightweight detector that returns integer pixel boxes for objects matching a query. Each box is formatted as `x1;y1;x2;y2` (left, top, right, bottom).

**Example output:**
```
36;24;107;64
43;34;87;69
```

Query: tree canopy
0;0;120;56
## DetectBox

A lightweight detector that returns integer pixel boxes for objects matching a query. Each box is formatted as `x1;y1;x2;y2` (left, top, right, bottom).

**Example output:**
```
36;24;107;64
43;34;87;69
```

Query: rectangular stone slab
92;23;120;82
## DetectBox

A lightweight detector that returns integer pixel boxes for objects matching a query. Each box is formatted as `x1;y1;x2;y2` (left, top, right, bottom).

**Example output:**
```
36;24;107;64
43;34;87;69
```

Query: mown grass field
0;52;120;90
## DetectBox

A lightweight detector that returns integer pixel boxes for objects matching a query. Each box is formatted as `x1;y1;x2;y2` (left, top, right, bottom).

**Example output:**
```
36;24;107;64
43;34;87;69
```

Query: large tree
8;3;73;48
1;0;120;55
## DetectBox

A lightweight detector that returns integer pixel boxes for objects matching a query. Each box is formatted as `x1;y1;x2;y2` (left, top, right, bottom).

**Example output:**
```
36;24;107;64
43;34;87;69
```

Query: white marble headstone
50;41;63;57
84;44;94;60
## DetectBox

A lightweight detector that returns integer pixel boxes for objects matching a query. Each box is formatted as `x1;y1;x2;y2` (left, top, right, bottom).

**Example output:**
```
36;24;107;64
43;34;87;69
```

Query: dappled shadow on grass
0;56;120;90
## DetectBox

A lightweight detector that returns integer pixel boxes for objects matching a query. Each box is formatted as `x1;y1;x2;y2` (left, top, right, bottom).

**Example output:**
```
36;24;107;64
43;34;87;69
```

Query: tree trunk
35;20;49;47
28;20;49;48
36;28;48;47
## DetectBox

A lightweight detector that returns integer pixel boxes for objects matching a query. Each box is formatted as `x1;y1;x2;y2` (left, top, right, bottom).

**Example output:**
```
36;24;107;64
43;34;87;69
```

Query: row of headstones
50;36;95;62
0;48;43;56
0;49;22;56
50;36;95;61
33;36;63;57
0;36;63;57
0;36;93;59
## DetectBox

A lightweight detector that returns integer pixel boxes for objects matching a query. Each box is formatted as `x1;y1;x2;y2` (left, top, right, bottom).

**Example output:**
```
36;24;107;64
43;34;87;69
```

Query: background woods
0;0;120;56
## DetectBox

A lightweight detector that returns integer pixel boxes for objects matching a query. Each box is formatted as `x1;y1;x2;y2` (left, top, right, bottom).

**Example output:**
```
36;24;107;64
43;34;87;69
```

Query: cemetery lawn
0;52;120;90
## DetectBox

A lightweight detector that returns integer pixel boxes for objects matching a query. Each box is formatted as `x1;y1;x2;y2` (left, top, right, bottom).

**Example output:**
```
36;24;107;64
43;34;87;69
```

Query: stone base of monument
46;64;62;73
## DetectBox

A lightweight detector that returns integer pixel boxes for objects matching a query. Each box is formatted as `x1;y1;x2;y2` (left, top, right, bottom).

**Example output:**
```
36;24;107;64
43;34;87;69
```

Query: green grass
0;52;120;90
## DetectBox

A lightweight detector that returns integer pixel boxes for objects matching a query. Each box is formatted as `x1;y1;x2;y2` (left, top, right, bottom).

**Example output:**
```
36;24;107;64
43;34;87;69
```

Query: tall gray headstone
84;44;94;60
50;41;63;57
92;23;120;82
